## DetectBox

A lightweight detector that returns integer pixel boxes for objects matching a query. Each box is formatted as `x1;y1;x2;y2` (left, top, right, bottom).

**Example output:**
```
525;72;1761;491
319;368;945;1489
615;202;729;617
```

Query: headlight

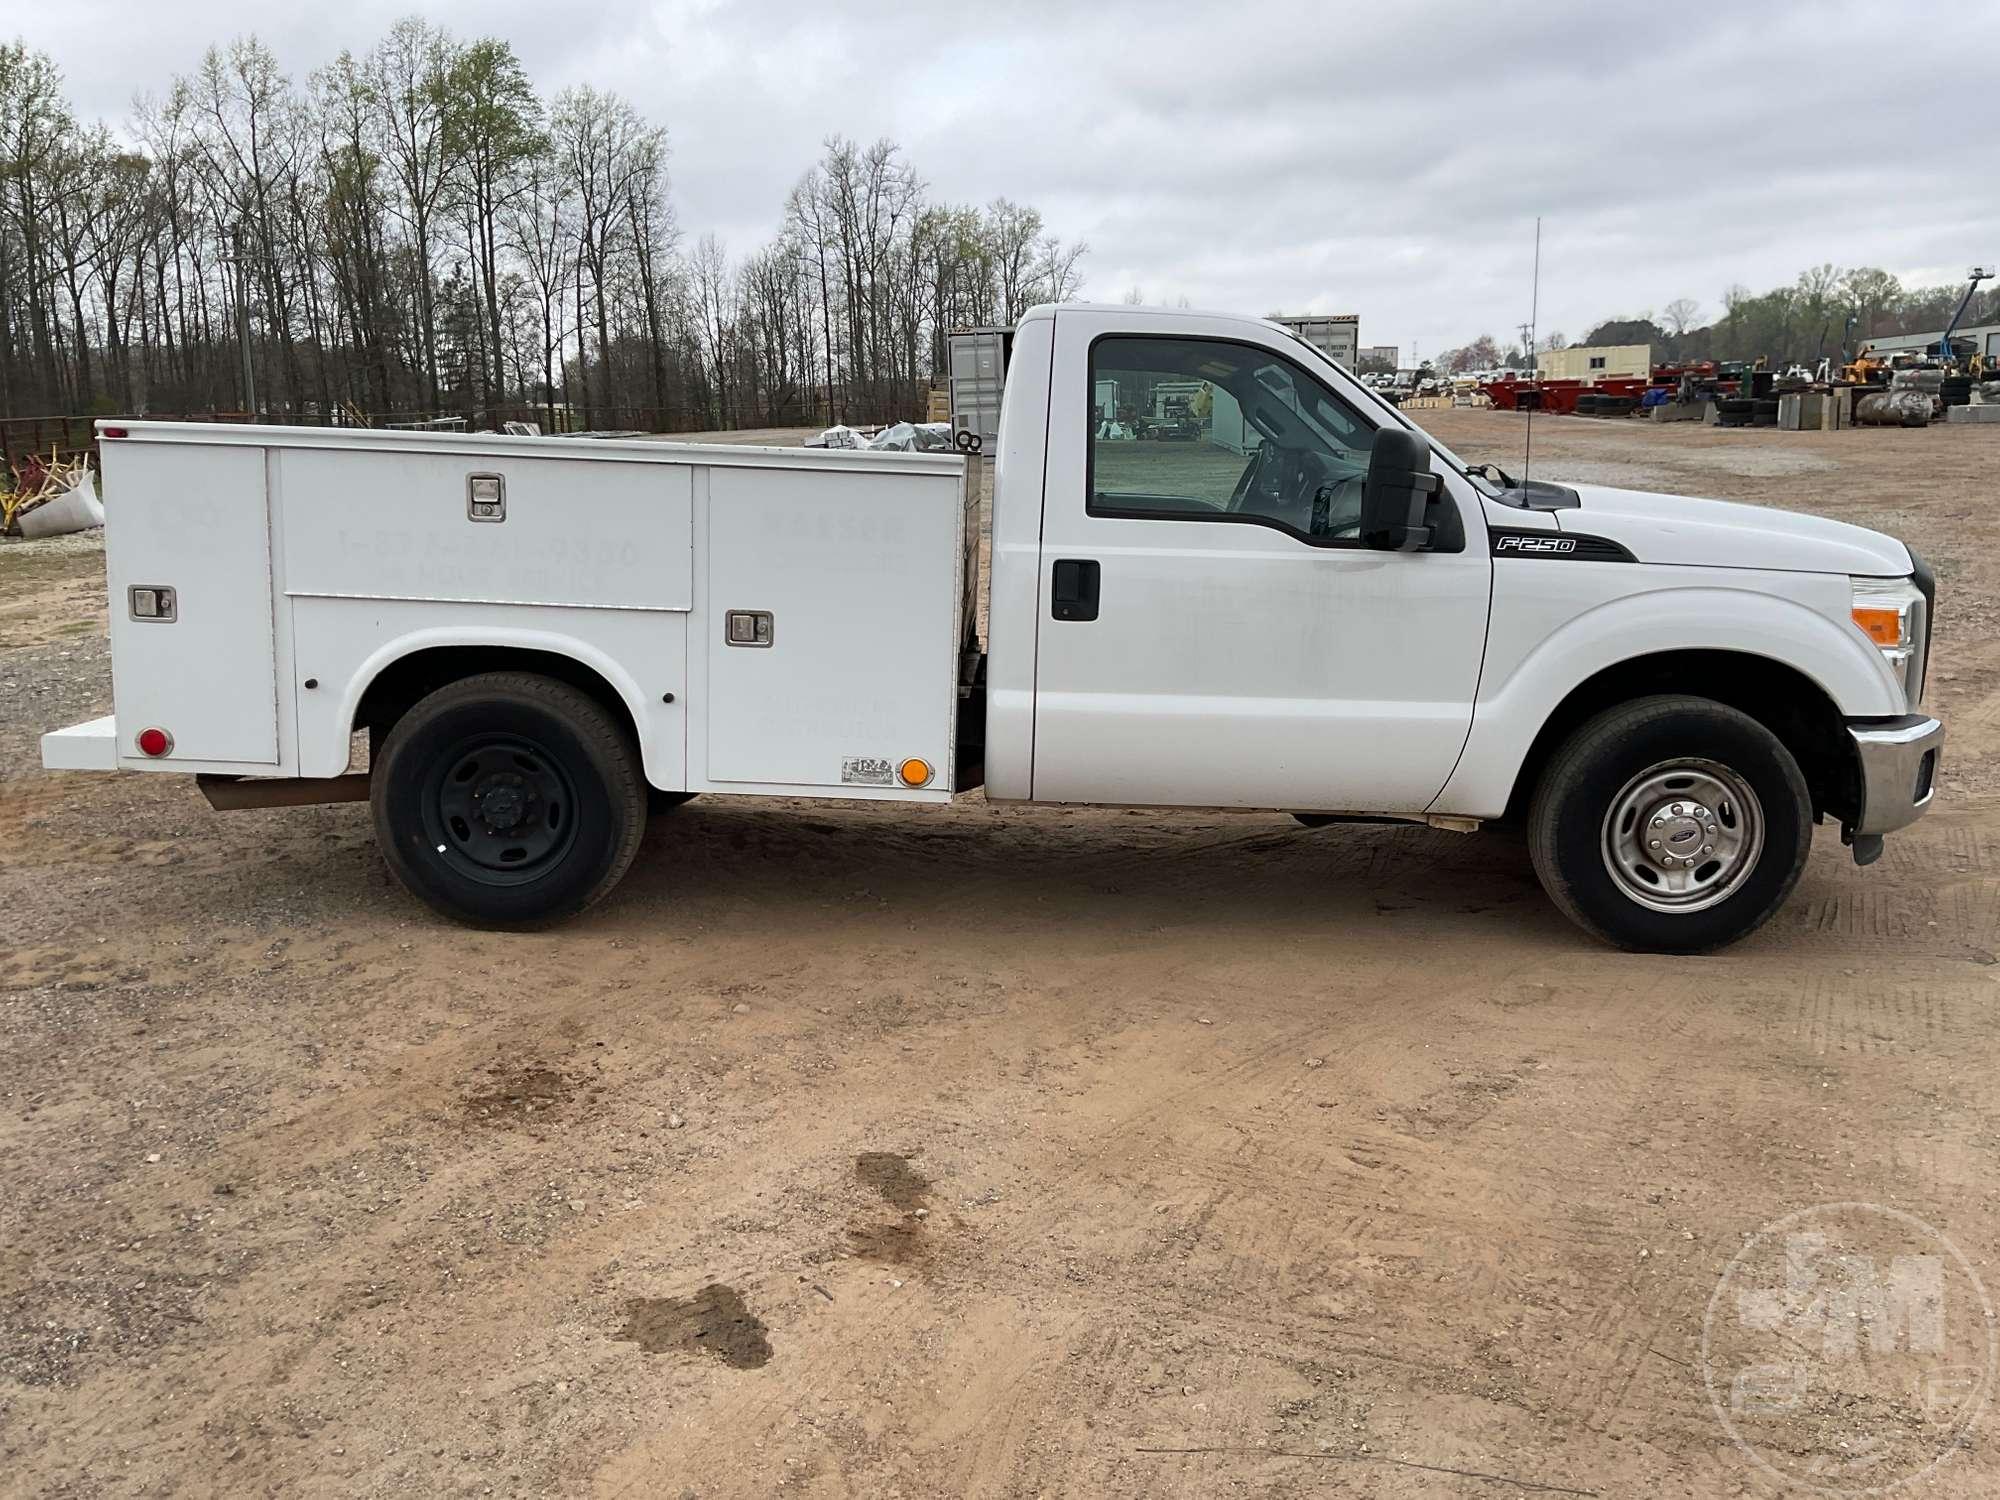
1851;575;1928;707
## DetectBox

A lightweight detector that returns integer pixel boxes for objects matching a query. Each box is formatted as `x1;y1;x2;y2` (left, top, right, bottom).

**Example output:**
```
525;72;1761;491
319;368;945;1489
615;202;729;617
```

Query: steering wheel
1225;441;1281;512
1227;441;1309;515
1230;446;1364;538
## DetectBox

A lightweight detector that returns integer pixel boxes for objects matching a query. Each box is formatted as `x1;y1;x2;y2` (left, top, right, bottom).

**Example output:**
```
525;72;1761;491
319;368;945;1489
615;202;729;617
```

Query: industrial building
1274;314;1360;368
1533;343;1651;381
1858;322;2000;364
1361;344;1399;369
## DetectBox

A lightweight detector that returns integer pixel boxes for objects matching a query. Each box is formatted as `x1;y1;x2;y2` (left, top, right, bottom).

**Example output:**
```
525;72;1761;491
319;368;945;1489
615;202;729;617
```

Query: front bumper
1848;714;1943;838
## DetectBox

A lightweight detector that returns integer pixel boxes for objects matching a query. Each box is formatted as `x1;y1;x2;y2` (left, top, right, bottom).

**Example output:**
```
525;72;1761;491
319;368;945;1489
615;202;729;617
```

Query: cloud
26;0;2000;356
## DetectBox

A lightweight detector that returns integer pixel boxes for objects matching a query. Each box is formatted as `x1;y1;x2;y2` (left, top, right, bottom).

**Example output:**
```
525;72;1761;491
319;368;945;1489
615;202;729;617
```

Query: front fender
1433;577;1903;818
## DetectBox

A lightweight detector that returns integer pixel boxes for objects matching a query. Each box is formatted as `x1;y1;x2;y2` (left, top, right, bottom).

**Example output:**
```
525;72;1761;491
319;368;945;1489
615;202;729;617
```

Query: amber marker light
1851;605;1905;647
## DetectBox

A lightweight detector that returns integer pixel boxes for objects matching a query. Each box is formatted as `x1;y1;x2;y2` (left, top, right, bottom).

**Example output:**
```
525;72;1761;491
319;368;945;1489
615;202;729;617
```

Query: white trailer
44;304;1943;952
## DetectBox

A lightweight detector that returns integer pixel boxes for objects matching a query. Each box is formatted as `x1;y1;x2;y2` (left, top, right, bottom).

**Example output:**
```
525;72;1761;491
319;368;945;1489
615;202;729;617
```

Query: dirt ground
4;410;2000;1498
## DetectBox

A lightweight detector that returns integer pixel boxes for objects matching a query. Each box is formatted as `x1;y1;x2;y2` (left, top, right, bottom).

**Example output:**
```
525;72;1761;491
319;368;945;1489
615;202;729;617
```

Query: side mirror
1360;427;1443;551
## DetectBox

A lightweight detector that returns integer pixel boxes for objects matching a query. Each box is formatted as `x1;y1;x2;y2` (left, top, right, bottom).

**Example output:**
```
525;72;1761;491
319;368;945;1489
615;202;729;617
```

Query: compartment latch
467;473;506;522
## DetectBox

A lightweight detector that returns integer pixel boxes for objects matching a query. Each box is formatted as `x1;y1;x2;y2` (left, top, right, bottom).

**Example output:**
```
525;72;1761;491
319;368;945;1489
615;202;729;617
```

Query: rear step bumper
41;714;118;771
40;716;368;809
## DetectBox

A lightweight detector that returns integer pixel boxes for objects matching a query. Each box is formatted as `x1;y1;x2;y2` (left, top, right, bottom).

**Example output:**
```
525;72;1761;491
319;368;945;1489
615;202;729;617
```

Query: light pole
223;223;257;417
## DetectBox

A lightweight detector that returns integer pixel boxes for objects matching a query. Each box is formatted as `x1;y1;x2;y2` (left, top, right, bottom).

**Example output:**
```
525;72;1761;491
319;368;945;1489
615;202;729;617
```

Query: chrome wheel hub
1602;760;1763;913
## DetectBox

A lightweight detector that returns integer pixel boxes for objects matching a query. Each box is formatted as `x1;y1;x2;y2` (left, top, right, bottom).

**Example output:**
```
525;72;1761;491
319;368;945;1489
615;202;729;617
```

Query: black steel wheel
372;672;646;927
422;733;580;882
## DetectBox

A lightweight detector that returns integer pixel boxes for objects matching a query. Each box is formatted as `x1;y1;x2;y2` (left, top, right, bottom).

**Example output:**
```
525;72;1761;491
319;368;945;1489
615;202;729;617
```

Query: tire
1527;695;1812;953
953;428;976;453
371;672;647;927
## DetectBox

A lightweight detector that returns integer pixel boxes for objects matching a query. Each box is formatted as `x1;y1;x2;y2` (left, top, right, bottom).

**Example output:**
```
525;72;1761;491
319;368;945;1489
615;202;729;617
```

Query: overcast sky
24;0;2000;359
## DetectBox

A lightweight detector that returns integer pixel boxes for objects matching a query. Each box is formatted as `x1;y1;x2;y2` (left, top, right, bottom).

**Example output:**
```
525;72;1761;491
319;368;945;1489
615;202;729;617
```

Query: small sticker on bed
841;756;895;787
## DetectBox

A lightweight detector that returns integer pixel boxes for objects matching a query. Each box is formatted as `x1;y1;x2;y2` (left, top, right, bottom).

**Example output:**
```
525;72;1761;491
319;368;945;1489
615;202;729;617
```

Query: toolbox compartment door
105;442;279;766
703;464;959;792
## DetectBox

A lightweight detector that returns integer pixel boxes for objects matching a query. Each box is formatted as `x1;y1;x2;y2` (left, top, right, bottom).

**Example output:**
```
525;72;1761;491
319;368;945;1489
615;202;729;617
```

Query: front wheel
1528;695;1812;953
371;672;647;927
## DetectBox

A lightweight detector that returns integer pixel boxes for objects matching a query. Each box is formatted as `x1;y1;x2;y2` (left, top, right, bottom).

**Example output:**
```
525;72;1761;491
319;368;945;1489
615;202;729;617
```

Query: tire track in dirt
606;976;1594;1490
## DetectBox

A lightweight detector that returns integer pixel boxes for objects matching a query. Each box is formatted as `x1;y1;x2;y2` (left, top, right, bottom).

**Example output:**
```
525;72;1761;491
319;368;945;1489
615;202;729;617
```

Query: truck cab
982;304;1940;950
985;306;1488;815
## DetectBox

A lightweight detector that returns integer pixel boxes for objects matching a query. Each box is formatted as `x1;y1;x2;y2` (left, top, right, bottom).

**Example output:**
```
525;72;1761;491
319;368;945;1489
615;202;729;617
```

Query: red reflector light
136;727;172;757
101;426;129;438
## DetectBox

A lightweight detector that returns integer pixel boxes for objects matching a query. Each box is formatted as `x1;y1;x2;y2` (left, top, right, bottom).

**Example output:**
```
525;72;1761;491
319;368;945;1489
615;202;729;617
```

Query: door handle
1051;559;1100;621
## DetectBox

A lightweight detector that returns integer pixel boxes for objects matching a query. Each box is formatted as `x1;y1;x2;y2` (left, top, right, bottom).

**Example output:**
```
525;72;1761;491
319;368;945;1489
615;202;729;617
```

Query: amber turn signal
898;758;933;788
1851;605;1904;647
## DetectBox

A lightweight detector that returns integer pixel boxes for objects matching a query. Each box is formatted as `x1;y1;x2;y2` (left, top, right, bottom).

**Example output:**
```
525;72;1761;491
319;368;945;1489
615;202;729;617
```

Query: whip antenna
1524;216;1541;484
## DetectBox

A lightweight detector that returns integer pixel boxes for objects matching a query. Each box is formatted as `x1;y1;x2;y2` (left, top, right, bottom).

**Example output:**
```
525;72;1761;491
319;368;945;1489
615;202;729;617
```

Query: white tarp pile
864;422;953;453
804;421;955;453
12;461;104;539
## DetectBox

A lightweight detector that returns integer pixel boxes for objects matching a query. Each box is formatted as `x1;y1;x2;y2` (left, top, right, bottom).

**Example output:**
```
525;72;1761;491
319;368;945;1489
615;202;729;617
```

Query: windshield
1278;331;1501;496
1421;430;1500;493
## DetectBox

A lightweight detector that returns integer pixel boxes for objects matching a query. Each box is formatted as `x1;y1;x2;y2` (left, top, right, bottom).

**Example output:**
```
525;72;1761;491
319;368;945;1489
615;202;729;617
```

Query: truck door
1029;310;1490;813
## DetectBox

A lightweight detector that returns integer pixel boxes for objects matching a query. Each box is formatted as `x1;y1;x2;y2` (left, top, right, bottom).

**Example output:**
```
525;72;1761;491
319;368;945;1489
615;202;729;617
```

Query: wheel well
1503;651;1856;826
354;647;640;756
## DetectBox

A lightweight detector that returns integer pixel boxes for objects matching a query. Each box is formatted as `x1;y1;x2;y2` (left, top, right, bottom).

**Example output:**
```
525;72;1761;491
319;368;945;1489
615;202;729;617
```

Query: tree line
1436;264;2000;376
0;25;1087;434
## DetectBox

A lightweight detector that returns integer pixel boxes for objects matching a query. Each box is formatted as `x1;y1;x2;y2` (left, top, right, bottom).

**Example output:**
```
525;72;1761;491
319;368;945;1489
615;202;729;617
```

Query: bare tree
447;38;540;412
0;33;1089;446
549;84;649;427
502;147;576;421
372;18;459;408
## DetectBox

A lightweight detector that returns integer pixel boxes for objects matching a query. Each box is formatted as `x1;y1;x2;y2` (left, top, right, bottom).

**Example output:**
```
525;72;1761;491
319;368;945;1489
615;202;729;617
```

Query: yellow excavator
1841;344;1884;385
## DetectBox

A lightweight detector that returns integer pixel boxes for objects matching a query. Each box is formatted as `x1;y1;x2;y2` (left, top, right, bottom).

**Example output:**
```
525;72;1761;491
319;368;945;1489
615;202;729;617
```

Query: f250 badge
1494;534;1577;554
841;756;895;787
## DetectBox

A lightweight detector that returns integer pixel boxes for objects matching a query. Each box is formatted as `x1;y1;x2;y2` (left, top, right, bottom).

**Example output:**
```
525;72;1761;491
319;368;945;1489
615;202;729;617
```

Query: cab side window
1088;336;1375;543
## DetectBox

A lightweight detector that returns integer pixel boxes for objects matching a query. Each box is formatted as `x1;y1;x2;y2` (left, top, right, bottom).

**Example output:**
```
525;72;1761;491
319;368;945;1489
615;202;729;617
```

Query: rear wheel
371;672;646;927
1527;695;1812;952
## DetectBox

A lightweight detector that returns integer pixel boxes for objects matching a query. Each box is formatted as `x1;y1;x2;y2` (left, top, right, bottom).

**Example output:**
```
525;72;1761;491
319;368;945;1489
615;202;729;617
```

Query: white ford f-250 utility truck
40;304;1942;952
